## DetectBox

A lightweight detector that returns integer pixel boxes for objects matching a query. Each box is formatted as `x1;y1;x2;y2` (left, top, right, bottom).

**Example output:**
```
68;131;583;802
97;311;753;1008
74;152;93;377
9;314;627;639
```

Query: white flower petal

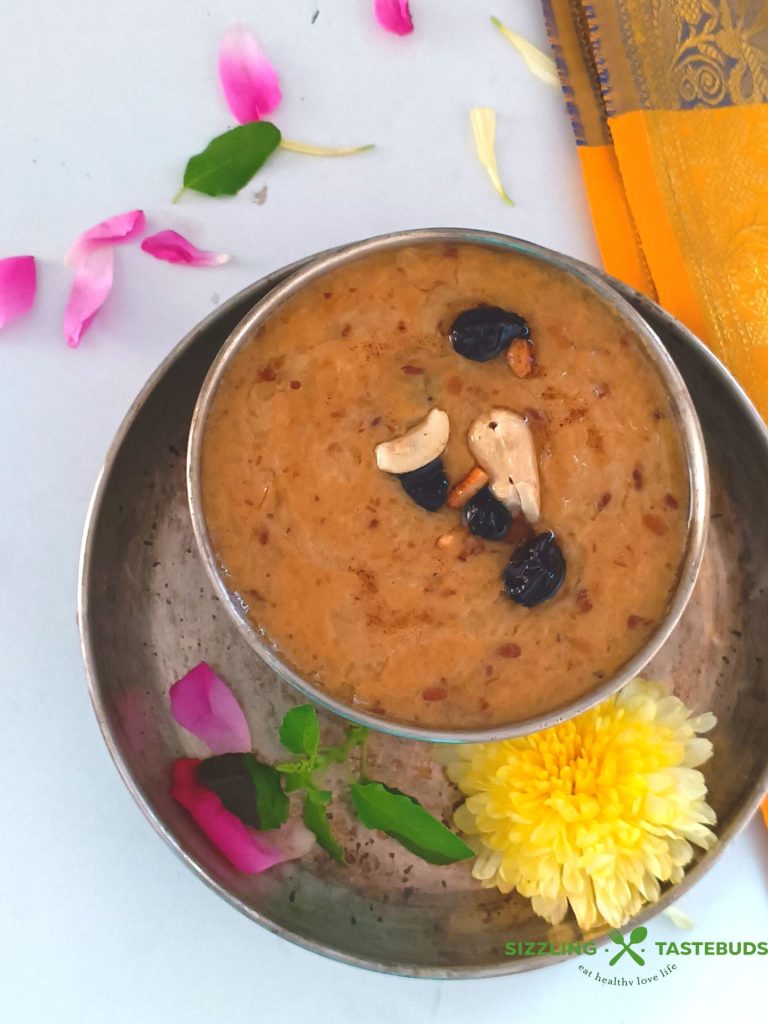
470;107;513;205
490;16;560;88
663;905;695;929
690;712;717;734
682;737;713;767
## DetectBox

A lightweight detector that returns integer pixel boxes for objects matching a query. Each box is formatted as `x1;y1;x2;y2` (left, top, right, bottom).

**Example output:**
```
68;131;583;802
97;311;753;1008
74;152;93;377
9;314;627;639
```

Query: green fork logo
608;926;648;967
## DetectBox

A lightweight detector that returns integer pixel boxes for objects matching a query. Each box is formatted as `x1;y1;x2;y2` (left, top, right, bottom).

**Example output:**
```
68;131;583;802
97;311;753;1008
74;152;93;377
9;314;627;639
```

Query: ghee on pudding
200;244;689;730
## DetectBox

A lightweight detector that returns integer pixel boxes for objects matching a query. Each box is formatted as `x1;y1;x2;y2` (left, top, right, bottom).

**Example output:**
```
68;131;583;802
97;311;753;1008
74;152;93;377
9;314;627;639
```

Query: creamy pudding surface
201;243;689;729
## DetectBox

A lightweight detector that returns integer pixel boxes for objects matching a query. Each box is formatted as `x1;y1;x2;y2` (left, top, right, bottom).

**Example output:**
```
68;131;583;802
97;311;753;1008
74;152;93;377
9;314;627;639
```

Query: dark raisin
449;306;529;362
398;457;449;512
399;456;442;483
196;754;260;827
503;531;566;607
463;485;512;540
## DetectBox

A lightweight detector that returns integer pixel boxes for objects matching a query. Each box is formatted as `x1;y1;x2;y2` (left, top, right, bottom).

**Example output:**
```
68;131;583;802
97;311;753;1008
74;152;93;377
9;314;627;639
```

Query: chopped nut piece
375;408;449;475
435;531;460;549
506;337;535;377
422;686;447;702
496;643;522;658
446;466;490;508
643;513;667;536
596;491;612;511
468;408;540;522
627;614;650;629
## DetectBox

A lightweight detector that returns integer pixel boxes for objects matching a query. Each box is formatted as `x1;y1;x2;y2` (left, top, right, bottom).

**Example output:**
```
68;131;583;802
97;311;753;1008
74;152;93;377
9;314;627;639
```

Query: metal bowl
79;254;768;977
187;229;709;743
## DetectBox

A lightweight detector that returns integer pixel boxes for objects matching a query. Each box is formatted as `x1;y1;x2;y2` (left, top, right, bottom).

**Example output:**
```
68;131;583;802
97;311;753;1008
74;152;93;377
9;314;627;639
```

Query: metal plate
79;254;768;979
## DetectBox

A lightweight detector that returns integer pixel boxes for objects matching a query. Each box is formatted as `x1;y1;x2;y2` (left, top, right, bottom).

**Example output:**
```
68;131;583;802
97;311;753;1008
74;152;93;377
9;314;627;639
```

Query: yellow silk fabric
544;0;768;419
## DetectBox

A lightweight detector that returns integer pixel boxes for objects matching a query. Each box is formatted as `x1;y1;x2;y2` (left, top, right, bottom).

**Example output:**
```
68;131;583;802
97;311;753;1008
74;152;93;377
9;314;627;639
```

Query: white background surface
1;2;766;1022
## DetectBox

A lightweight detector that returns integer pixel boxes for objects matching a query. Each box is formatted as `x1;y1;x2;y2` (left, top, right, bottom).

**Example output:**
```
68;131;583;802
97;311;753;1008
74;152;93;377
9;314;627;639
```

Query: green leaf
302;791;345;864
244;755;289;830
350;782;474;865
177;122;281;199
283;770;312;793
279;704;320;758
344;724;369;748
275;759;310;774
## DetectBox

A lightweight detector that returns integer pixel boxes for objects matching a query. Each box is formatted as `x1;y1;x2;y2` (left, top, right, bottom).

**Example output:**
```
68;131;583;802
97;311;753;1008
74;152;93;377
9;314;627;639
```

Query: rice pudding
199;243;689;730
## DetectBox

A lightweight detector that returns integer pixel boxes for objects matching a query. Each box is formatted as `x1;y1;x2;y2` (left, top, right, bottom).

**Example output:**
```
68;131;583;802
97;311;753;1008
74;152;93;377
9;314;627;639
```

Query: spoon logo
608;926;648;966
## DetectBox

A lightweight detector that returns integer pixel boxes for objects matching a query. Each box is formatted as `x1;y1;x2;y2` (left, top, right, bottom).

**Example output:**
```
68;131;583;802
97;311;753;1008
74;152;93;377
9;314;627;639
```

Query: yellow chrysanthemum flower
436;678;717;930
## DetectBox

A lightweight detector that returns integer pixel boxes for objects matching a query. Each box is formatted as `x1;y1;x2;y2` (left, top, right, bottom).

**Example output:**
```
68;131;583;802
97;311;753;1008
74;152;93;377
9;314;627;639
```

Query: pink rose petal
0;256;36;330
141;230;230;267
374;0;414;35
219;24;282;124
67;209;146;263
64;246;114;349
171;759;314;873
170;661;251;753
63;209;145;347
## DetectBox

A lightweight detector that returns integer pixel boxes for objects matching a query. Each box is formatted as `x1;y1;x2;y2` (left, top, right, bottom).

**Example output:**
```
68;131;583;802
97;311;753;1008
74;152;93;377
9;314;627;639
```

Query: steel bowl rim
78;247;768;980
186;227;710;744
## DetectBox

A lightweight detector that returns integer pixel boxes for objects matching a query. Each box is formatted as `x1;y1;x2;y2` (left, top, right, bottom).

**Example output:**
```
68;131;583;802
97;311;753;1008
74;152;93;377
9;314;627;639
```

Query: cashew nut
375;408;450;475
467;408;540;522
